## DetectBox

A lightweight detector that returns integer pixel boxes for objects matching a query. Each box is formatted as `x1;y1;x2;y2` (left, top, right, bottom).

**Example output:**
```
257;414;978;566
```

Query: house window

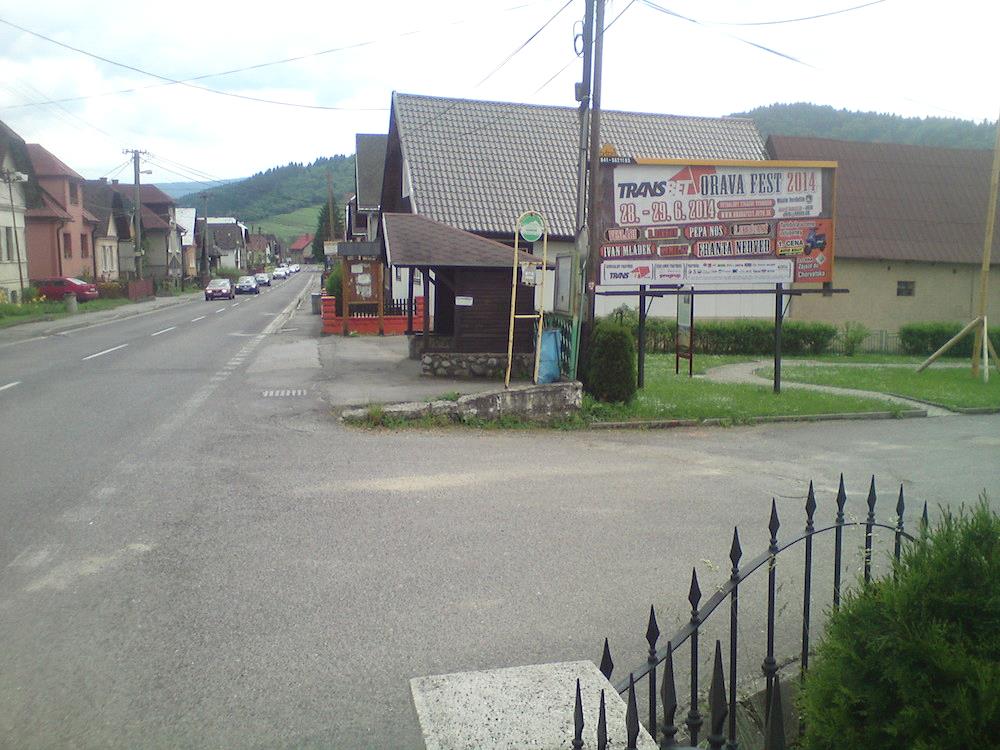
69;182;79;205
81;234;90;258
413;270;422;285
63;232;73;258
896;280;915;297
395;267;402;282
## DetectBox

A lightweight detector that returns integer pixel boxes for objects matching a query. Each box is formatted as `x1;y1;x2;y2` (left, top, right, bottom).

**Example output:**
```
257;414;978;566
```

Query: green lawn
0;297;133;328
775;364;1000;410
585;355;901;424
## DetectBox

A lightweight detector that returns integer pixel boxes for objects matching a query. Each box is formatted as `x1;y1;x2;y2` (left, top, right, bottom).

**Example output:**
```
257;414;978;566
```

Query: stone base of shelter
420;351;535;379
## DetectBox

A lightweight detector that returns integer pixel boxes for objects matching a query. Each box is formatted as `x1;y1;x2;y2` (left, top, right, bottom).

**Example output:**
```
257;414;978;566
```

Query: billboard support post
773;283;784;394
637;284;647;388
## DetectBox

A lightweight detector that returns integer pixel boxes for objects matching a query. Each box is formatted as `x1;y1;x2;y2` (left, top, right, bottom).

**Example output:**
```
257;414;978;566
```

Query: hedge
603;308;837;355
899;321;1000;358
586;320;637;403
798;500;1000;750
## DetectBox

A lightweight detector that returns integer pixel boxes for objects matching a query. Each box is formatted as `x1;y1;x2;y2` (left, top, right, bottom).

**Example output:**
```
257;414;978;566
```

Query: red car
204;278;235;300
32;277;99;301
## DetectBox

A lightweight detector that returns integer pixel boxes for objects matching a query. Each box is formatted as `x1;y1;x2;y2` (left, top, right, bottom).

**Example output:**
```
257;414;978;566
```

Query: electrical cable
477;0;573;86
0;2;555;112
707;0;888;27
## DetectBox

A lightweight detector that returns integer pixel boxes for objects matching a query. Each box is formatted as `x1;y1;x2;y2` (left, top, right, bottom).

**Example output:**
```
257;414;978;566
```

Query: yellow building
770;136;999;335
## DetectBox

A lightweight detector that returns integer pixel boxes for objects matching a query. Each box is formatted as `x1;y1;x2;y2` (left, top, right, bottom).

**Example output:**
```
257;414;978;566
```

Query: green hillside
176;155;355;229
254;204;324;242
735;103;996;150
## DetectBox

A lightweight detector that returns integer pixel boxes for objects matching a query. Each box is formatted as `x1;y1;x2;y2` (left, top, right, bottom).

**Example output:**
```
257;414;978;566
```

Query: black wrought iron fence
571;475;927;749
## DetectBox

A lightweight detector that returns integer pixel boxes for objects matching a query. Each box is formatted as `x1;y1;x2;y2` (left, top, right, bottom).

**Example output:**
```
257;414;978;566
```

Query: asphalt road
1;284;998;748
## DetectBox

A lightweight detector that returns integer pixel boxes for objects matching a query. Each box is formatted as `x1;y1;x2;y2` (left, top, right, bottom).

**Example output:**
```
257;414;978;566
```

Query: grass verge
0;298;133;328
775;364;1000;410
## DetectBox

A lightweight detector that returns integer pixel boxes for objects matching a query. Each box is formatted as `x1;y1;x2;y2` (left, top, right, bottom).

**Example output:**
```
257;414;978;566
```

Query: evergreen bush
586;320;637;403
798;499;1000;750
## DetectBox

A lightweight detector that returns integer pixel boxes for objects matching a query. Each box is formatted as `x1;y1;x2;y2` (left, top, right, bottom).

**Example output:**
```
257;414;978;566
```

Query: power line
707;0;888;27
0;2;556;112
477;0;573;86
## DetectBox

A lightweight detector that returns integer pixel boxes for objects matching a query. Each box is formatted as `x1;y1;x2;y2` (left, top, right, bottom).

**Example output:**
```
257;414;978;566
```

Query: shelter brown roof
768;135;1000;266
289;233;314;251
382;213;546;268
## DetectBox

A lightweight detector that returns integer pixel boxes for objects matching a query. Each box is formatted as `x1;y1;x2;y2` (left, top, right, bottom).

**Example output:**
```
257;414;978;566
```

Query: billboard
600;159;836;284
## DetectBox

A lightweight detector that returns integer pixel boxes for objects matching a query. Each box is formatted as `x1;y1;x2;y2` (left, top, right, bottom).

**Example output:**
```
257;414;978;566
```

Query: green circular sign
519;212;544;243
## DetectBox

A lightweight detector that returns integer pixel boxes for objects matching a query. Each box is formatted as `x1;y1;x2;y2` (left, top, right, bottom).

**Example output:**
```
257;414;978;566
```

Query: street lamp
1;169;28;303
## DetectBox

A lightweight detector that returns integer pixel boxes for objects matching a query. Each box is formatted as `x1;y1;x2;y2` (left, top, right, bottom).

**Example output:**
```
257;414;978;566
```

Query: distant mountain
734;103;997;150
175;156;355;238
157;179;242;200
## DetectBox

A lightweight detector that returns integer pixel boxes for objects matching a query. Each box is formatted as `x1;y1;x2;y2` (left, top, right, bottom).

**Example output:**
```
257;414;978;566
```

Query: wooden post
406;269;415;335
422;267;430;353
340;255;350;337
917;317;982;372
972;113;1000;378
377;263;384;336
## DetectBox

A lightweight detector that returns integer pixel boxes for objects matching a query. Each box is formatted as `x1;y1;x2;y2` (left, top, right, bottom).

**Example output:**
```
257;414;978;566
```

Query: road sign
519;212;544;243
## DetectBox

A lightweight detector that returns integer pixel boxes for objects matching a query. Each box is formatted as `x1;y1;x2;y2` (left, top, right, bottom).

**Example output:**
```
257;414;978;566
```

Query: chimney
99;177;107;183
112;179;119;185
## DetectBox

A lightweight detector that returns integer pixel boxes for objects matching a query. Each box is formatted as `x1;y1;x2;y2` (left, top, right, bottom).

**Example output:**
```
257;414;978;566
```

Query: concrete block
410;660;656;750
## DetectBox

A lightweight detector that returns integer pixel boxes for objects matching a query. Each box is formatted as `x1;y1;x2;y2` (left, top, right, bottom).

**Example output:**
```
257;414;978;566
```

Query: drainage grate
262;389;308;398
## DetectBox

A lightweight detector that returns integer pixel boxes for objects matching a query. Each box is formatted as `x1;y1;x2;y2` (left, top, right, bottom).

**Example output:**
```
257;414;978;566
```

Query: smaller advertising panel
601;260;655;284
684;259;793;285
776;218;834;283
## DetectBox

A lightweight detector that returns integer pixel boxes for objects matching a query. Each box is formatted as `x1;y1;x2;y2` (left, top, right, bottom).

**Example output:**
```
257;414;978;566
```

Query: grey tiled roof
393;92;768;238
355;134;387;210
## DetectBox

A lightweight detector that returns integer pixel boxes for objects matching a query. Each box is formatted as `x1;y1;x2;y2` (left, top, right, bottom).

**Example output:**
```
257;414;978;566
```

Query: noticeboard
599;158;837;285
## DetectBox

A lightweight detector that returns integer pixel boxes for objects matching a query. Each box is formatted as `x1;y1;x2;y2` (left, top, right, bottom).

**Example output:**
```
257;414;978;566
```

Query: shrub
96;281;126;299
586;320;637;403
798;499;1000;750
21;285;39;303
324;265;343;315
838;321;870;356
899;321;1000;358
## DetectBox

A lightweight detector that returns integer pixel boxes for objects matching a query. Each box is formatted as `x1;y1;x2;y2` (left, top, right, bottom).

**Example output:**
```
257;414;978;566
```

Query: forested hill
735;103;996;150
176;155;355;223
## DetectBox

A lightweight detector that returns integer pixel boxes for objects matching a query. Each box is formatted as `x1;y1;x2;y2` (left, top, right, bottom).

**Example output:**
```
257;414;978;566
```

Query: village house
107;182;182;282
24;143;98;283
770;136;1000;335
81;178;135;281
287;233;313;266
0;121;33;302
377;92;774;319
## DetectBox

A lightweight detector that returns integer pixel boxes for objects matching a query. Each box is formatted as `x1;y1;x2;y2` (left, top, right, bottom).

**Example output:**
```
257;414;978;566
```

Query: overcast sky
1;0;996;186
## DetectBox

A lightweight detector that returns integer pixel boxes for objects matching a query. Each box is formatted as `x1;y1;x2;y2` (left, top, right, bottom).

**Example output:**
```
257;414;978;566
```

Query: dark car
205;278;235;300
33;277;99;302
235;275;260;295
254;272;271;287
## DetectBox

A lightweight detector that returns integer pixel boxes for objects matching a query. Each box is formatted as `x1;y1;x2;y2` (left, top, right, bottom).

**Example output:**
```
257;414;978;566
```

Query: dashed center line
82;343;128;361
150;326;176;337
191;316;206;322
0;381;21;392
215;308;226;314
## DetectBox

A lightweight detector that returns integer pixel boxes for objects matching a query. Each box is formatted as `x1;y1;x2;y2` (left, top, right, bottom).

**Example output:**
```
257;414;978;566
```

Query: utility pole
200;193;209;286
125;149;148;279
583;0;606;332
326;166;336;267
1;169;27;301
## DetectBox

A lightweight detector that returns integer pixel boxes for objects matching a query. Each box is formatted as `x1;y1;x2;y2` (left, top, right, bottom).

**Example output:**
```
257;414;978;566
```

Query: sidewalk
704;359;957;417
0;293;198;344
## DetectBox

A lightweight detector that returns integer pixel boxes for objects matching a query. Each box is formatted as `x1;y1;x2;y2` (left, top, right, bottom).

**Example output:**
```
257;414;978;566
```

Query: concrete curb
884;392;1000;415
591;408;927;430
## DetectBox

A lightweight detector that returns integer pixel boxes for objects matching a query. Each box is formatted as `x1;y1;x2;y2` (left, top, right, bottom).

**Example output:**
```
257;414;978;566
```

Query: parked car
235;275;260;294
255;272;271;287
290;264;300;273
32;277;99;301
204;278;234;300
272;267;288;279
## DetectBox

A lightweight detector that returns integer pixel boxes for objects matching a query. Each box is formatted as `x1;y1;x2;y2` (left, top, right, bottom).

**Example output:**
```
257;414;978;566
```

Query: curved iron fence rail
572;475;928;750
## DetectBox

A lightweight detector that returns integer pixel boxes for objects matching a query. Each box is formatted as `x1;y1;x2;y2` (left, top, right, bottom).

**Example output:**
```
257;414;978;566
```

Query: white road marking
0;335;49;349
215;308;226;313
191;315;206;322
233;302;241;307
57;331;73;336
82;343;128;361
150;326;176;337
0;381;21;392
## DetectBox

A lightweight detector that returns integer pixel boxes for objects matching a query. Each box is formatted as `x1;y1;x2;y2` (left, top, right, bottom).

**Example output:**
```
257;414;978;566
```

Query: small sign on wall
455;296;474;306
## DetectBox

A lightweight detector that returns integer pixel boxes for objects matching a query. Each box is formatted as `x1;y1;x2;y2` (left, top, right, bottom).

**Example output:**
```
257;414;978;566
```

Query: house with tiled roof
82;178;137;280
196;217;246;270
378;92;773;317
769;136;1000;333
24;143;99;282
287;233;313;265
347;134;387;242
0;121;37;302
107;182;182;281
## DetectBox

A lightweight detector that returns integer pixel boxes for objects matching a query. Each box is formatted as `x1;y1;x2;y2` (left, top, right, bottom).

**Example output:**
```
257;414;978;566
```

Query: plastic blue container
538;329;562;383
